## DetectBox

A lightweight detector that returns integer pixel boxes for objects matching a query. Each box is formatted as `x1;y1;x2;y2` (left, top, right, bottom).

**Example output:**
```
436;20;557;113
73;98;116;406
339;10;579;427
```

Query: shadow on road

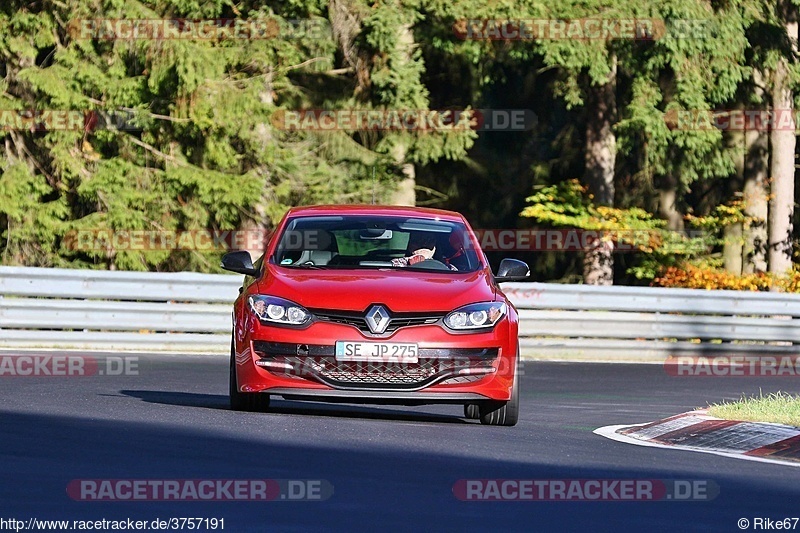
1;408;794;533
120;389;471;424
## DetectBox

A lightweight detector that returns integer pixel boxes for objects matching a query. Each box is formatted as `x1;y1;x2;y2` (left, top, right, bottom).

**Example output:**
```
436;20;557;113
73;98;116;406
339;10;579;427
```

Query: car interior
273;218;478;271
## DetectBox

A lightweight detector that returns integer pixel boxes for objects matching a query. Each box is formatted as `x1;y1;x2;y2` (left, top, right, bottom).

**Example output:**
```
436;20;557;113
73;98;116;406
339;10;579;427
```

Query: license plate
335;341;419;363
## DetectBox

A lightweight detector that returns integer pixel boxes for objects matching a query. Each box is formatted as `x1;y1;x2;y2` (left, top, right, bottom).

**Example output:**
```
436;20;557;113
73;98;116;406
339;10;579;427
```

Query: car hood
257;266;496;313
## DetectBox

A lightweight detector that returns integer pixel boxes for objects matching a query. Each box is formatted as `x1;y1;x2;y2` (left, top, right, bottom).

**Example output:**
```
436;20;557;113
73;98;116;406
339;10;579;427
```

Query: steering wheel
412;259;451;271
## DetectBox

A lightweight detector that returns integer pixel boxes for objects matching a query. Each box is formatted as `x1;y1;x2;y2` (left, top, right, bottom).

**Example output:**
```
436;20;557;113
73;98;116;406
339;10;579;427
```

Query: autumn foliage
653;265;800;292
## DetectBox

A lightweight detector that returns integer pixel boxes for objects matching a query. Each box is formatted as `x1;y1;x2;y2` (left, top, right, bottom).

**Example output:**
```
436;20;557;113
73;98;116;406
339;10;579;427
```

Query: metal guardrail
503;283;800;359
0;266;238;351
1;266;799;359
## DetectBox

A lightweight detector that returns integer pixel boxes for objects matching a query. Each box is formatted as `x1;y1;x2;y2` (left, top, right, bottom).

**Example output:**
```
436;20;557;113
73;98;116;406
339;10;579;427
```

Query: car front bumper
234;319;518;402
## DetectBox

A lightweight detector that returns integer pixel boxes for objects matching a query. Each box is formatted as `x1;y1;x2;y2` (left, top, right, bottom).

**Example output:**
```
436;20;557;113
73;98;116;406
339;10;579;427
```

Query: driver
391;233;458;270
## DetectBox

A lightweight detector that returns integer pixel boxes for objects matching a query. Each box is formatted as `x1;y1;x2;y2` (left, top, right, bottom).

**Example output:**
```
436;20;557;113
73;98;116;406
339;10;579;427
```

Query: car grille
294;357;440;385
253;342;499;391
311;309;444;336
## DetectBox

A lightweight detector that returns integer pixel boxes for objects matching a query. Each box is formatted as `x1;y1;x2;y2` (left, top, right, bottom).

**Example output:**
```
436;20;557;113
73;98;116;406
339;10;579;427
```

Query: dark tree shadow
120;389;471;424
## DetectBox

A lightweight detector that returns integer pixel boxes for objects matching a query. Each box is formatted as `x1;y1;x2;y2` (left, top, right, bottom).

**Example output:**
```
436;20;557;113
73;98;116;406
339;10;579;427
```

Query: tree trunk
723;224;743;275
391;144;416;206
724;111;745;274
743;76;769;274
389;22;416;207
657;180;684;231
768;16;797;281
583;54;617;285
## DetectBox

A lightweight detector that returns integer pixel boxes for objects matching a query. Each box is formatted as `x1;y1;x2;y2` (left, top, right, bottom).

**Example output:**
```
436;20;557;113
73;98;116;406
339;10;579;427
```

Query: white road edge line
593;423;800;469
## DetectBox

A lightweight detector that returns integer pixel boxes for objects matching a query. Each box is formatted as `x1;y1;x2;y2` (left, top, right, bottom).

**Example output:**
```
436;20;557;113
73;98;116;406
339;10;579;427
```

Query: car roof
284;204;466;222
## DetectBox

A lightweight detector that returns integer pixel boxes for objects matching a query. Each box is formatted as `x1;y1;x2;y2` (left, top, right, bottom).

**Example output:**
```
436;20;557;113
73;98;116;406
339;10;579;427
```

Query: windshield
271;215;482;273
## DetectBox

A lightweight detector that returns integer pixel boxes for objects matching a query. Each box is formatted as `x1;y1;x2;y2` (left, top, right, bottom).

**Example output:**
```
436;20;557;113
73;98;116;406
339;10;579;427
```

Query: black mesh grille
301;358;440;385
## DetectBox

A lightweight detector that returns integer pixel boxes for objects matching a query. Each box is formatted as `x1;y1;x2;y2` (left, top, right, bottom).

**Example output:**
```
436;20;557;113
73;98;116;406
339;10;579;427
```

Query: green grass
707;391;800;427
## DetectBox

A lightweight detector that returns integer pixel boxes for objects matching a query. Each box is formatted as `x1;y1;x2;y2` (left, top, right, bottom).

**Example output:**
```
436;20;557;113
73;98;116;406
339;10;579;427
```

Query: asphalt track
2;351;800;532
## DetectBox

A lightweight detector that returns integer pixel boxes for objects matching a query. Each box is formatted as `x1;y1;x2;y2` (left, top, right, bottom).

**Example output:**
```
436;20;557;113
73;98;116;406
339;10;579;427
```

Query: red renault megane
222;205;529;425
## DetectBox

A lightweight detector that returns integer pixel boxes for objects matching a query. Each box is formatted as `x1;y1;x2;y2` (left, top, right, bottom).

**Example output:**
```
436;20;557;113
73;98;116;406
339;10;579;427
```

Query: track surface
2;351;799;532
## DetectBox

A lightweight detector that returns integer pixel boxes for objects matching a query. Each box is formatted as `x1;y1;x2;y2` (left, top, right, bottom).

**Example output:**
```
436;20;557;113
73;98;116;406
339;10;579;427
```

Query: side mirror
221;251;260;277
494;258;530;282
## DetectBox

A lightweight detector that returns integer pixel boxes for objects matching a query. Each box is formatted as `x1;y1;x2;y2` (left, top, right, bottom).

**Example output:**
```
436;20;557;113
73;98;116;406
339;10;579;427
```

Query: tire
464;403;480;419
230;339;270;412
479;363;519;426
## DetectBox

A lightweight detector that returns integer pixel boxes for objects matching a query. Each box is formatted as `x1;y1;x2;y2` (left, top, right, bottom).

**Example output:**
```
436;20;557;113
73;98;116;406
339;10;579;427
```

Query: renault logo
365;305;391;334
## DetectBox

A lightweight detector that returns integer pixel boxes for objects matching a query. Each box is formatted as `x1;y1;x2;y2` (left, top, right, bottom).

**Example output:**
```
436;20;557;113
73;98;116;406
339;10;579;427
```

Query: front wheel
479;366;519;426
230;339;270;412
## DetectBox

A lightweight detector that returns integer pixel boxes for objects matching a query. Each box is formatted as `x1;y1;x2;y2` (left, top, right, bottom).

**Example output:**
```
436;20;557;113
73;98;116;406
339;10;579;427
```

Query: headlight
248;295;311;326
444;302;506;330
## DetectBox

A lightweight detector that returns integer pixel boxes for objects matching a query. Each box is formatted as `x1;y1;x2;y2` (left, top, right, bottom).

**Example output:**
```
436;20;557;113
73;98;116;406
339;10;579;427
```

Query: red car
222;205;529;426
